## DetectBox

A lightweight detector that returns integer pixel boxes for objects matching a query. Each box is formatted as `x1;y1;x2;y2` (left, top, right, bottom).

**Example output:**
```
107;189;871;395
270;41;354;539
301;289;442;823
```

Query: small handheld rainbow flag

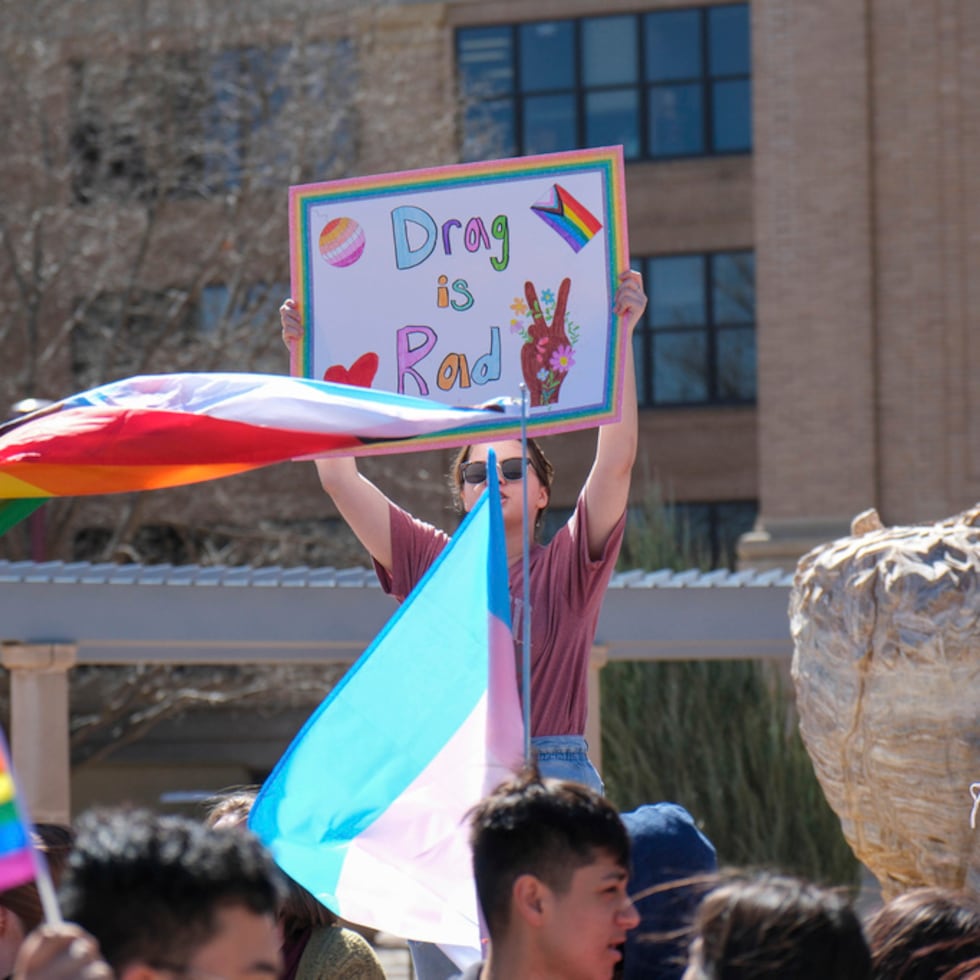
0;733;37;891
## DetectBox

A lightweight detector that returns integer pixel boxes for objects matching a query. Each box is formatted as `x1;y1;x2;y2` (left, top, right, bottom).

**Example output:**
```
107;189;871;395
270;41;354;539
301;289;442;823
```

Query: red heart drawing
323;352;379;389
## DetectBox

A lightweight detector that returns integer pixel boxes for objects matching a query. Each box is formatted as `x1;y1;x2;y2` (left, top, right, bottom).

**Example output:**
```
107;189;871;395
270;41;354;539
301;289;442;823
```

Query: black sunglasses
460;457;530;485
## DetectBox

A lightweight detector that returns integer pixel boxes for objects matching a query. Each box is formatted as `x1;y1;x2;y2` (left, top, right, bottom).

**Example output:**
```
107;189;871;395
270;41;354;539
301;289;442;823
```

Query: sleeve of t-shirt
372;502;450;603
556;491;627;605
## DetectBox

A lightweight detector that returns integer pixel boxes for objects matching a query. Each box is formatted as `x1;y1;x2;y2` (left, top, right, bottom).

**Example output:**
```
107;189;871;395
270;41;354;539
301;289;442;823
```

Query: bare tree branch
0;2;398;755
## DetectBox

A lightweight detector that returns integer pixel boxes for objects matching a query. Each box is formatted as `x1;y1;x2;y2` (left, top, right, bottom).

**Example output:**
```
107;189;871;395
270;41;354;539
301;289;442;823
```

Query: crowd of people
3;773;980;980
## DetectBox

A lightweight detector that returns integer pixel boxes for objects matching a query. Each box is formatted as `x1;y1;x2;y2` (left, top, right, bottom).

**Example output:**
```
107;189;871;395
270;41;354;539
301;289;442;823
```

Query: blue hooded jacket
621;803;718;979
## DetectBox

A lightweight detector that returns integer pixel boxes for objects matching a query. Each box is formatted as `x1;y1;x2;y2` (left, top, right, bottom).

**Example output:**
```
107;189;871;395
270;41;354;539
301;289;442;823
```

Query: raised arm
280;299;395;571
581;270;646;559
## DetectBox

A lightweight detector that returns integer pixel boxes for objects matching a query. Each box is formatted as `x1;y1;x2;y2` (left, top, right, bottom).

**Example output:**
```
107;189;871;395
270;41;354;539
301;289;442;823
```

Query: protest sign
289;146;628;447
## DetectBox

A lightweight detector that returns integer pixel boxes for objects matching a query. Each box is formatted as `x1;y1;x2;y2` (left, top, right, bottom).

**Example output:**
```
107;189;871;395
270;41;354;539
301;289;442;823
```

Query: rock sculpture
790;506;980;899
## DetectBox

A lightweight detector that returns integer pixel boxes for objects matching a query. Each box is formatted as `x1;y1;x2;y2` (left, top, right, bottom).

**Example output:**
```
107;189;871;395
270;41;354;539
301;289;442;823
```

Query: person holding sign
279;269;645;792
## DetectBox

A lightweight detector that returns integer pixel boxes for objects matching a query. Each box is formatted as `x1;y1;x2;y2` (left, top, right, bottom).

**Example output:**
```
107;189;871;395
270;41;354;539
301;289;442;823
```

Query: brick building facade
746;0;980;565
4;0;977;573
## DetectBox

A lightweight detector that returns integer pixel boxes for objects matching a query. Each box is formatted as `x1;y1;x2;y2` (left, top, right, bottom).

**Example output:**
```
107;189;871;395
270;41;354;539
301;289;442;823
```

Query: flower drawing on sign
513;278;580;407
550;345;575;373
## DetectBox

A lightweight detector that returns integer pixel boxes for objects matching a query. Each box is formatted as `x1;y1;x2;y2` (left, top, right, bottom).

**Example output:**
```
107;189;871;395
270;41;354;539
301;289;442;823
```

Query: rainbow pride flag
531;183;603;253
0;373;517;500
0;734;36;891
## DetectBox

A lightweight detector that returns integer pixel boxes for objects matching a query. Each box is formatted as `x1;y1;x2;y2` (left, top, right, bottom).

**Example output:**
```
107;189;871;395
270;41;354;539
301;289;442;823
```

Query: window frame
68;38;357;204
634;249;756;409
670;498;758;569
455;3;751;163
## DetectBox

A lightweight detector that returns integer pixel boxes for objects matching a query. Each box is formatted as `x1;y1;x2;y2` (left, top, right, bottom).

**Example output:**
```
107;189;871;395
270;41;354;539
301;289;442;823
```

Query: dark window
457;4;750;162
194;279;292;375
198;281;288;335
673;500;757;569
540;506;574;545
623;498;757;570
519;21;575;91
69;40;356;203
634;250;755;407
70;288;194;390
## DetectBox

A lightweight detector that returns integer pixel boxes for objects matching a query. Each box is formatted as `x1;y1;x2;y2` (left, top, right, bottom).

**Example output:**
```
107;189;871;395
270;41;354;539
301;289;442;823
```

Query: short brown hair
867;887;980;980
693;871;870;980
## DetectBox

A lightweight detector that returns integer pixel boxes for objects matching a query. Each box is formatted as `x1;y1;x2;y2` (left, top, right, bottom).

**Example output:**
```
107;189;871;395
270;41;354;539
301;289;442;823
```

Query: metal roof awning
0;560;795;665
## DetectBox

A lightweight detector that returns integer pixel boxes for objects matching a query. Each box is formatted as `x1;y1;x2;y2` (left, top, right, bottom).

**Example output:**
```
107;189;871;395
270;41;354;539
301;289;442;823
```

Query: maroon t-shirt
373;493;625;737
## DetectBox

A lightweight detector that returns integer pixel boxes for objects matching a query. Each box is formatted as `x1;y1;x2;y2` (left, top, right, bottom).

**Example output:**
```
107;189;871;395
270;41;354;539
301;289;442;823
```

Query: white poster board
290;146;629;450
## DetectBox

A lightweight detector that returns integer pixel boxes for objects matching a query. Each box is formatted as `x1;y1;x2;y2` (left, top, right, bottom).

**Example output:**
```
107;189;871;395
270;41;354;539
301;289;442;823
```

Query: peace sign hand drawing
519;277;574;407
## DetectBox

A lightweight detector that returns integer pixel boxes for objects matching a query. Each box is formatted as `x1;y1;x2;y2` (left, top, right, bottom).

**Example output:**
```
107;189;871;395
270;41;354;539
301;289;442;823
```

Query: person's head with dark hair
682;870;871;980
867;886;980;980
467;765;639;979
59;808;285;980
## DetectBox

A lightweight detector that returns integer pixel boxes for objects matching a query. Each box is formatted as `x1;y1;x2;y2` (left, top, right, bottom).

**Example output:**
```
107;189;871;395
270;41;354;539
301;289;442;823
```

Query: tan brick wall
356;3;457;174
0;0;758;564
746;0;980;568
871;1;980;523
752;0;877;535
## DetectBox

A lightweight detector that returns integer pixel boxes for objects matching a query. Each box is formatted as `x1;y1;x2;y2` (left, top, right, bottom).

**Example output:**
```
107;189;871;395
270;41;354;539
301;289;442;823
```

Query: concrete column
741;0;879;570
1;642;76;823
587;644;609;777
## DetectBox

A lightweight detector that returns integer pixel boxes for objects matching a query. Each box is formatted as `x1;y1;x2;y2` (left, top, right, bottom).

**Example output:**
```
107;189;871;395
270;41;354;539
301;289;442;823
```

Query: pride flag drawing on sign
531;183;603;253
0;733;36;891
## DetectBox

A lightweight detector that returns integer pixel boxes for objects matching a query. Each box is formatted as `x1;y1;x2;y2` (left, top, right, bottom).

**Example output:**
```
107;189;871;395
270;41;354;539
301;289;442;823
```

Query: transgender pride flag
249;453;524;949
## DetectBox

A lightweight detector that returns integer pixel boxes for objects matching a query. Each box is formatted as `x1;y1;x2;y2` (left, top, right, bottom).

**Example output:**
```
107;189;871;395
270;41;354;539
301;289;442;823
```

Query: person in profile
461;766;640;980
206;787;385;980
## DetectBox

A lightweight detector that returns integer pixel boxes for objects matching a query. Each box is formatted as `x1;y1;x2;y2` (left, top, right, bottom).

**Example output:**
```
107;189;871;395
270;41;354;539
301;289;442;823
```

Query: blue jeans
533;735;604;795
